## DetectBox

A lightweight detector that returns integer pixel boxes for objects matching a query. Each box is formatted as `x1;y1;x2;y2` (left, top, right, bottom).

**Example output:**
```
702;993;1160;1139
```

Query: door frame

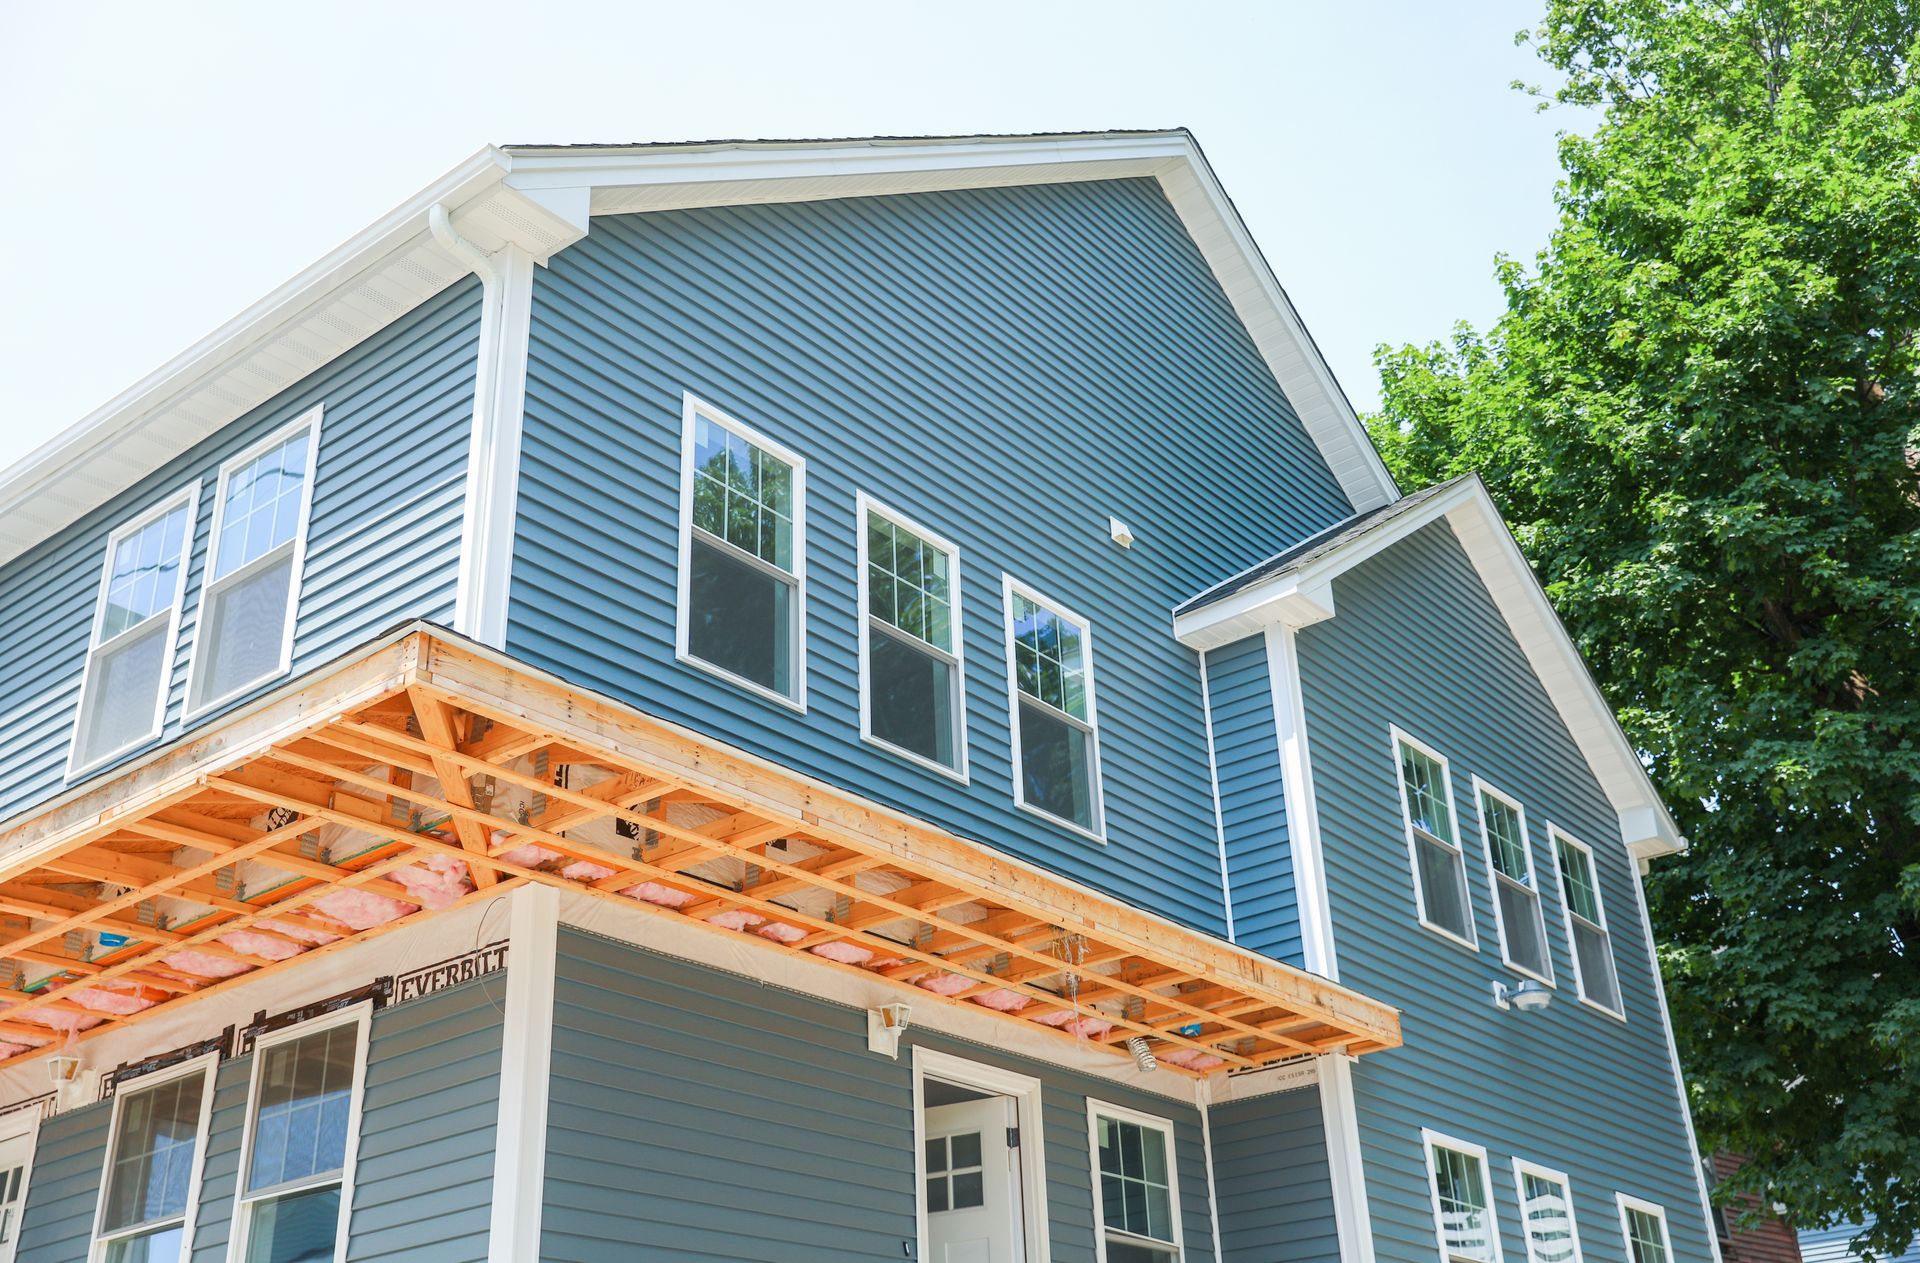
913;1045;1052;1262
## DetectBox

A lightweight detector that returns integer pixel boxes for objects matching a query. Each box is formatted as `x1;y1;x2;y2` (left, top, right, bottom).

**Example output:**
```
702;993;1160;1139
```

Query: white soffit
0;130;1395;568
1174;476;1686;860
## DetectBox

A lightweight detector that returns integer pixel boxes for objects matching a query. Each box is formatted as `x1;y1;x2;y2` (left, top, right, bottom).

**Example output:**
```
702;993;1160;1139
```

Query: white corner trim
1197;648;1237;942
1628;868;1725;1263
1266;624;1338;980
1196;1078;1226;1263
451;239;537;649
1319;1055;1378;1263
489;883;560;1263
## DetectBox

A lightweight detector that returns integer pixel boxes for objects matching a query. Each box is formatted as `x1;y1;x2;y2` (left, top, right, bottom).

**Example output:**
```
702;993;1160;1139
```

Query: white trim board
913;1046;1052;1263
0;130;1393;568
1174;474;1685;860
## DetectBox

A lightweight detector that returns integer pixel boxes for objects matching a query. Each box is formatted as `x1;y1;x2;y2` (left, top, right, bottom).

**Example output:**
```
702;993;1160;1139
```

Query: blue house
0;131;1716;1263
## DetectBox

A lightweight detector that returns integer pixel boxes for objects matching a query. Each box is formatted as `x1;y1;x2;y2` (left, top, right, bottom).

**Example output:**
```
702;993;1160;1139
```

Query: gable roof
0;129;1397;568
1173;474;1686;860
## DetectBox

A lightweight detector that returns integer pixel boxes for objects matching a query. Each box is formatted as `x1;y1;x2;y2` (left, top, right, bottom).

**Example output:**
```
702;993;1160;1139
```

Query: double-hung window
91;1055;215;1263
68;487;197;777
858;496;965;776
1512;1160;1583;1263
1616;1196;1673;1263
676;395;805;706
233;1010;368;1263
1003;578;1103;837
1553;829;1623;1016
1089;1103;1181;1261
1393;730;1474;945
186;413;319;716
1475;780;1552;983
1424;1132;1502;1263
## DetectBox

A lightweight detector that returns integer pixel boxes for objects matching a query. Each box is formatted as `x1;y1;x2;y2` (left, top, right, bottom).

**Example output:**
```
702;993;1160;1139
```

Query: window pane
949;1131;981;1171
1416;834;1472;939
865;513;952;653
926;1176;949;1213
691;416;792;571
1097;1117;1175;1244
243;1183;341;1263
687;537;794;696
1498;880;1552;978
103;1072;205;1231
217;432;310;580
1521;1173;1577;1263
869;626;957;768
1432;1146;1495;1262
1558;841;1601;923
102;506;189;640
1574;921;1622;1012
950;1170;984;1210
247;1025;357;1193
193;551;295;708
1482;795;1529;880
1010;594;1086;720
1018;701;1092;829
1626;1208;1670;1263
76;620;171;767
103;1223;187;1263
1399;743;1454;844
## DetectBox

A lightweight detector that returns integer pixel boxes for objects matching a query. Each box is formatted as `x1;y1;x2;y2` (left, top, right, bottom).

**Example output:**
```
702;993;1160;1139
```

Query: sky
0;1;1585;478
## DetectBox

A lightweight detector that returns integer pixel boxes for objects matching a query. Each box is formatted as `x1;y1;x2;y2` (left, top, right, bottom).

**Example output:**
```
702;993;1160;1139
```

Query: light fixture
1491;980;1552;1013
1108;517;1135;549
47;1053;79;1086
867;1002;913;1058
1125;1036;1158;1072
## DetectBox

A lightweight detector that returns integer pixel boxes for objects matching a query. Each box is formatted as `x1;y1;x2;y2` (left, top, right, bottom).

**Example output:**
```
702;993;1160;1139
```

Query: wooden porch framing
0;628;1400;1077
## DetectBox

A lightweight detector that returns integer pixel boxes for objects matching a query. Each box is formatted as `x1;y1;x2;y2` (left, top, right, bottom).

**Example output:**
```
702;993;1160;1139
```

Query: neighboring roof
1173;475;1687;860
0;129;1397;568
1802;1220;1920;1263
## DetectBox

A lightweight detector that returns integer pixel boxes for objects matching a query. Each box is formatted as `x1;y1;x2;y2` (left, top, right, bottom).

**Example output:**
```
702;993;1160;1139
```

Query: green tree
1368;3;1920;1253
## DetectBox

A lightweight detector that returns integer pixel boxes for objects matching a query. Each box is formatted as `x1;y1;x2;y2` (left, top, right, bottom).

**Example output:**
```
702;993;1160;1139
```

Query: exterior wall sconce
1491;980;1552;1012
1109;517;1135;549
867;1002;913;1057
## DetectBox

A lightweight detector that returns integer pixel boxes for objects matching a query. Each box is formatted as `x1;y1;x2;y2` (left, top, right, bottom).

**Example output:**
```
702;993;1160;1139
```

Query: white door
925;1097;1024;1263
0;1124;35;1263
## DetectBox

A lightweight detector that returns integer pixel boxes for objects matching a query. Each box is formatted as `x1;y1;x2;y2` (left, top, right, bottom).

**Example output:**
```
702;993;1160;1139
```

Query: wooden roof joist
0;627;1400;1078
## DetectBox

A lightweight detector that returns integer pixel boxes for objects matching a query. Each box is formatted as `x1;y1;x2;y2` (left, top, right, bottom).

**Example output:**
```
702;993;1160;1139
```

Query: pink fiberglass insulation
311;888;417;931
159;950;253;980
393;854;474;911
753;921;807;944
494;841;561;870
1029;1009;1115;1039
914;972;975;997
809;941;874;966
262;919;340;946
707;910;764;932
1158;1048;1224;1071
620;881;700;909
218;929;306;962
0;1041;35;1058
970;988;1031;1013
561;859;616;881
66;984;156;1016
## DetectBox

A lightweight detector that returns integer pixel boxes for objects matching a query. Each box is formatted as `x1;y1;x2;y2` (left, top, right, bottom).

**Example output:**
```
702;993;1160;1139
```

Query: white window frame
183;409;322;721
912;1047;1051;1262
1086;1098;1184;1263
673;392;808;712
1422;1129;1505;1263
0;1107;40;1263
1473;778;1554;986
65;483;200;779
1511;1158;1584;1263
1615;1194;1674;1263
855;492;968;781
89;1051;219;1263
226;1004;371;1263
1001;575;1106;842
1549;827;1626;1020
1391;728;1477;950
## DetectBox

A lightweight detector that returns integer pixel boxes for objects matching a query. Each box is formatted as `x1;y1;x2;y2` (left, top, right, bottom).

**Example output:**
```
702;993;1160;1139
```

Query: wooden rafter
0;630;1400;1077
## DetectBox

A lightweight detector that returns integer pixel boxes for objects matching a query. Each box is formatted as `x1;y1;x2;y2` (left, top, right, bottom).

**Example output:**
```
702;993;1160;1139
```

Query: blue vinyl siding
1294;520;1714;1263
543;927;1217;1263
17;978;501;1263
1206;633;1302;966
509;177;1354;936
1211;1085;1339;1262
0;276;480;823
13;1101;109;1263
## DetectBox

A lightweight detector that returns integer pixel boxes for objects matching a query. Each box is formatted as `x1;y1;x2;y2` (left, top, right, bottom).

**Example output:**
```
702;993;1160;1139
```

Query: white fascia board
1177;478;1686;859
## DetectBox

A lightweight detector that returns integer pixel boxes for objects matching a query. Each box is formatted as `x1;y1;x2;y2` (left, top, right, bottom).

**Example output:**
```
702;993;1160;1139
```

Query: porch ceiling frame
0;629;1400;1077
